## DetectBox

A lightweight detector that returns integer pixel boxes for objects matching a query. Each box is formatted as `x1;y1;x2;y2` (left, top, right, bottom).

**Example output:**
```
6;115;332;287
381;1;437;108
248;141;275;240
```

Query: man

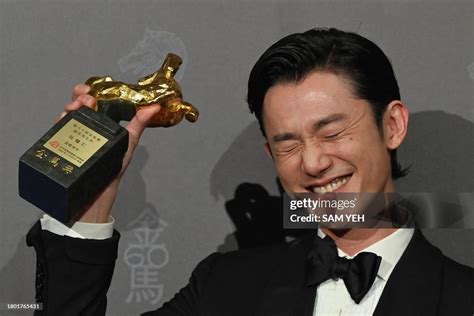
27;27;473;315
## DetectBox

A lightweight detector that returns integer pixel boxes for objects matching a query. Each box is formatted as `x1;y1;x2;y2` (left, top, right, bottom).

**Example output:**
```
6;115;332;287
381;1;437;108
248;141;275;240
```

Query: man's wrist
77;211;111;224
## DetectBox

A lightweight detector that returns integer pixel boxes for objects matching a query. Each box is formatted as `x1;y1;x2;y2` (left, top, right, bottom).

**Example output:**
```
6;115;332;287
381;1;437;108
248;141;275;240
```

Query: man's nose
301;143;332;177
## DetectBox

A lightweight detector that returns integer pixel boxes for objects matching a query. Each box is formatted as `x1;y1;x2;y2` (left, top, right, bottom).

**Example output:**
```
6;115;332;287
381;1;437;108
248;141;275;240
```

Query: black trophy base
19;106;129;223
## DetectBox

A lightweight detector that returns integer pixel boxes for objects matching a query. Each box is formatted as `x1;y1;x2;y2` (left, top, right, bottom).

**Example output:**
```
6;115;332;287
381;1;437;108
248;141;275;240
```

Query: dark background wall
0;1;472;315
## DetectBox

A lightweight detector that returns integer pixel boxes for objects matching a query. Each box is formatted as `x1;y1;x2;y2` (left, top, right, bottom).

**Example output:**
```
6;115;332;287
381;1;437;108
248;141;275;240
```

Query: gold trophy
86;53;198;127
19;54;198;223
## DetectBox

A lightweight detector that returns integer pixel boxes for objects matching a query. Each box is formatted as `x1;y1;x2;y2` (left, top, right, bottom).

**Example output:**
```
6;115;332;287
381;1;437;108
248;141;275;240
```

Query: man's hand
57;84;162;223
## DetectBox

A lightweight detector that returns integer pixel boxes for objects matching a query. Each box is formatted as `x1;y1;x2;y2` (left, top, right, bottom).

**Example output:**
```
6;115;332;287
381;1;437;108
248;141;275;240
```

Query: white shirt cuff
40;214;115;240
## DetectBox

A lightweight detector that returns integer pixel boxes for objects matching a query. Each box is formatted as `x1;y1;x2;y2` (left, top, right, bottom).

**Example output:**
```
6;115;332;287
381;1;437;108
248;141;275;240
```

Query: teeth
312;176;349;193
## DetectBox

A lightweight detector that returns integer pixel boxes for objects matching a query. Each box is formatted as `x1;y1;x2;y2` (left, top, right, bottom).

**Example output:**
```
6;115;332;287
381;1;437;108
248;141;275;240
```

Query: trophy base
19;106;128;223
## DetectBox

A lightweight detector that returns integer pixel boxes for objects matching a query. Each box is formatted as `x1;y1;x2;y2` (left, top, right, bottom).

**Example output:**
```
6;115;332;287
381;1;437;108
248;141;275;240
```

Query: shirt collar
317;228;414;281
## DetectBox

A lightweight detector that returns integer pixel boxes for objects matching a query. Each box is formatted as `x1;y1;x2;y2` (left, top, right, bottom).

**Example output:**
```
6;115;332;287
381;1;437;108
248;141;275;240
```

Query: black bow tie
305;235;382;304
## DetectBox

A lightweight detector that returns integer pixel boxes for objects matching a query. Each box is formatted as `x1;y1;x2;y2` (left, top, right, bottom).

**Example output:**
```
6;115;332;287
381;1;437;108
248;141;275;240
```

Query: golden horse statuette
85;53;198;127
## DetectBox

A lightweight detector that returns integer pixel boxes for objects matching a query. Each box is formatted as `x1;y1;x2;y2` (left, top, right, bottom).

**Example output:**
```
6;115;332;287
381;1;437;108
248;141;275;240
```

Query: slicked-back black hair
247;27;408;179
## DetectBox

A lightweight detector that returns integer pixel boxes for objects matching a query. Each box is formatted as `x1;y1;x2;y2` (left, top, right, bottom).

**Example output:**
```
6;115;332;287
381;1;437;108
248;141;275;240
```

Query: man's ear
383;101;409;150
264;142;274;160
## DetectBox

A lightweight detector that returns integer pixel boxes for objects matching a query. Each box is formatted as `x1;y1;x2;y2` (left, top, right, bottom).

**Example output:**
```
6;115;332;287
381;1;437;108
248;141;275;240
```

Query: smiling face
263;71;401;194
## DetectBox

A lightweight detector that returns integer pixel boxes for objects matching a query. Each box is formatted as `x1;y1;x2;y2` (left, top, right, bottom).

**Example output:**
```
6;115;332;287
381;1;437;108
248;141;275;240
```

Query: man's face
262;72;394;194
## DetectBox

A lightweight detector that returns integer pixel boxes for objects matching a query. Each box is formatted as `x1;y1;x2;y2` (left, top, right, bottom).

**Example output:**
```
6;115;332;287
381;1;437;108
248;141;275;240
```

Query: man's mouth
311;175;352;193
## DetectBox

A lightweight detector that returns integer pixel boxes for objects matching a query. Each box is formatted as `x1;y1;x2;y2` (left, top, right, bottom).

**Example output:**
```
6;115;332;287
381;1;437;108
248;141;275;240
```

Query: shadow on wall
210;121;283;252
211;111;474;265
113;146;162;233
395;111;473;192
210;122;276;202
224;182;285;249
397;111;474;267
219;182;309;253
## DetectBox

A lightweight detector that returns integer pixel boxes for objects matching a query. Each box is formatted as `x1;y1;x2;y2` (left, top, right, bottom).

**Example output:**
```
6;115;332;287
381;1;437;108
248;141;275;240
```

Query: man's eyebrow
313;113;347;131
271;132;298;143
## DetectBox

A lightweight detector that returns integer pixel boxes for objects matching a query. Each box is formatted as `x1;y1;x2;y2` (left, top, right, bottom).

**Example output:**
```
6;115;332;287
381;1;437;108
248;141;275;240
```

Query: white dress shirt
41;215;414;315
313;228;414;316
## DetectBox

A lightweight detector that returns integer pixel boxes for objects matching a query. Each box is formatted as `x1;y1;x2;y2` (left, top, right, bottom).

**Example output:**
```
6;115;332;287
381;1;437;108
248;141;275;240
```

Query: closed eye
277;147;297;154
324;131;343;139
274;144;300;156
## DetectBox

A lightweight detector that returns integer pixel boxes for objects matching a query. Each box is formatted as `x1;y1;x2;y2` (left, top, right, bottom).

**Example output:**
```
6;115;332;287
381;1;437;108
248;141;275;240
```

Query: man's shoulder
210;237;310;274
418;230;474;278
435;247;474;313
443;255;474;277
182;239;310;313
415;230;474;310
441;254;474;294
191;237;311;290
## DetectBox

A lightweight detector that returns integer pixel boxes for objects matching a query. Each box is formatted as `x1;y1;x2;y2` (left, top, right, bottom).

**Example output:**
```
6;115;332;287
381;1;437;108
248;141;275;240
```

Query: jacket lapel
373;229;443;316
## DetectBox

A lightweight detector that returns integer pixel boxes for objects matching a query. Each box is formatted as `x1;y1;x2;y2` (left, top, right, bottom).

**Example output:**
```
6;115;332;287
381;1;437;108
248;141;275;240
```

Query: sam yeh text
290;214;365;223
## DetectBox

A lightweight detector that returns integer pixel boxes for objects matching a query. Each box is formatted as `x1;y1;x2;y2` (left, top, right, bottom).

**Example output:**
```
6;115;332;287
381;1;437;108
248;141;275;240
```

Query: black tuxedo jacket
27;222;474;315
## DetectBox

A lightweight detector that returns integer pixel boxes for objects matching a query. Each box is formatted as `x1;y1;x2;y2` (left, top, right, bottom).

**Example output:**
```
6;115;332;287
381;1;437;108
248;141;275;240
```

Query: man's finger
64;100;83;112
54;111;68;123
76;94;96;108
72;84;91;101
64;94;96;112
61;93;97;123
126;104;162;143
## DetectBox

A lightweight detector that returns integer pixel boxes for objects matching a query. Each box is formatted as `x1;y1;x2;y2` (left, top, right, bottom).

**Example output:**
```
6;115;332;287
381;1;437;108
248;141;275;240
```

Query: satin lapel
257;237;317;316
373;230;444;316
